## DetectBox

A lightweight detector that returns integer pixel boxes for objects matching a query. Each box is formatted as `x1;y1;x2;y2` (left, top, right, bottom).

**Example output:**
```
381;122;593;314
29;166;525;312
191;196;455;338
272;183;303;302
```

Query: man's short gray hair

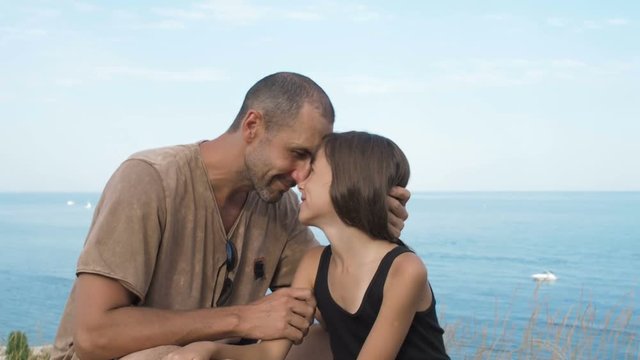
227;72;335;133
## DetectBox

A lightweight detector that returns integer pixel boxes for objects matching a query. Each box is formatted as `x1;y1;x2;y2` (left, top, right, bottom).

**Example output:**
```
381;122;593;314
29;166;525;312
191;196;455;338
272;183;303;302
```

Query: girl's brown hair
323;131;410;244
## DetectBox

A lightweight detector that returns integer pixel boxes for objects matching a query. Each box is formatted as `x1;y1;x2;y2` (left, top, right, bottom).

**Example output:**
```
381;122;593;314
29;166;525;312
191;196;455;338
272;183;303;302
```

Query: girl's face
297;147;336;226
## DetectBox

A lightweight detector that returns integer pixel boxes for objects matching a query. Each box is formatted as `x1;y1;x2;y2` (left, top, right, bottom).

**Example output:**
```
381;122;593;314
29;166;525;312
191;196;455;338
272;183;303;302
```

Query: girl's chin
298;214;312;226
298;211;316;227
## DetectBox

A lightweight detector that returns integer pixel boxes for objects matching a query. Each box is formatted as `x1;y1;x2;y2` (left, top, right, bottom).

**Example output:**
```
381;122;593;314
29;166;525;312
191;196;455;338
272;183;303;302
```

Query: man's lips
273;177;296;190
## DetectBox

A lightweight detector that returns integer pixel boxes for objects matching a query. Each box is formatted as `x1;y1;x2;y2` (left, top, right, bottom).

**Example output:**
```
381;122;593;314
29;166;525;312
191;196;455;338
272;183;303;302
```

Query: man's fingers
290;299;315;319
281;290;315;337
242;288;316;342
275;287;313;301
388;214;404;239
387;186;409;238
387;196;409;221
284;326;305;345
288;312;311;334
276;287;316;319
389;186;411;206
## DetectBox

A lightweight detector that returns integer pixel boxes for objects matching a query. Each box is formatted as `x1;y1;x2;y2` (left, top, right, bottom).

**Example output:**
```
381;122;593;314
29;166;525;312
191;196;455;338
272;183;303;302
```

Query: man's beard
245;150;292;203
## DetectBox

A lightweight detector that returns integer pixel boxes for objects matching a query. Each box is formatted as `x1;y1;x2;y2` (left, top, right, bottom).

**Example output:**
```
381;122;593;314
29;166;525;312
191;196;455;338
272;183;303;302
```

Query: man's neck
199;134;252;209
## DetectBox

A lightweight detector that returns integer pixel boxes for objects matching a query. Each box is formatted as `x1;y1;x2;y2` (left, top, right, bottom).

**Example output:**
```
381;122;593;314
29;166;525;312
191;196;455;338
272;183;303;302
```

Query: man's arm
74;274;315;360
161;246;325;360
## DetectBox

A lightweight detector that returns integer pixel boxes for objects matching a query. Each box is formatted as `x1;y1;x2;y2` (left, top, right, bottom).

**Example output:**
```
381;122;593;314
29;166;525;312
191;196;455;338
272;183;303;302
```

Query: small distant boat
66;200;75;206
85;202;92;209
532;270;557;282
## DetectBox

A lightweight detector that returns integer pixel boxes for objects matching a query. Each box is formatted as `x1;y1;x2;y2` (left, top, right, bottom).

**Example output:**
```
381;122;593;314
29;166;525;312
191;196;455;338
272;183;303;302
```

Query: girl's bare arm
356;253;430;360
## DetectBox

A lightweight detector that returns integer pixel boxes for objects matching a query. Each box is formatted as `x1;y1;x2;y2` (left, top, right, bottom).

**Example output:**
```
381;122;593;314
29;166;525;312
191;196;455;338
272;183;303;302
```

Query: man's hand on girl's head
387;186;411;238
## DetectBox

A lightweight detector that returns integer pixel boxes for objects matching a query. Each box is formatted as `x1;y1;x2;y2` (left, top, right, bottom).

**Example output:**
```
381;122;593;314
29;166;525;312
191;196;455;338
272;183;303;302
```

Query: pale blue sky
1;0;638;192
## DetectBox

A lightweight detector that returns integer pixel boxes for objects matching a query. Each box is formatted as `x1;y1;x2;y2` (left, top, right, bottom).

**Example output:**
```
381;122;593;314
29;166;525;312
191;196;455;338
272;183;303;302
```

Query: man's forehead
282;122;331;147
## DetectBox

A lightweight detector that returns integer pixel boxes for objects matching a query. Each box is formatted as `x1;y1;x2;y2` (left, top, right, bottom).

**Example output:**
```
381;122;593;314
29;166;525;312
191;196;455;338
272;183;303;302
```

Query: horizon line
1;190;639;194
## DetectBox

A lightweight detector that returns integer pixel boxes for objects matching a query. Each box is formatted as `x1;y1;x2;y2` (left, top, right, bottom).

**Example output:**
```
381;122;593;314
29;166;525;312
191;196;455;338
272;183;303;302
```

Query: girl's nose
297;179;306;191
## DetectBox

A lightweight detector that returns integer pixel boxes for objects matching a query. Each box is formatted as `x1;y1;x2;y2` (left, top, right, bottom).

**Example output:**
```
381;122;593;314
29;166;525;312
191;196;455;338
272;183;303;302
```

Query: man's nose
291;161;311;184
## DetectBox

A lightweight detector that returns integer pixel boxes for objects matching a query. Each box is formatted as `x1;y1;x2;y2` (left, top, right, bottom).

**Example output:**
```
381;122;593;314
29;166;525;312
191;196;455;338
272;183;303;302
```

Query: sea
1;192;638;358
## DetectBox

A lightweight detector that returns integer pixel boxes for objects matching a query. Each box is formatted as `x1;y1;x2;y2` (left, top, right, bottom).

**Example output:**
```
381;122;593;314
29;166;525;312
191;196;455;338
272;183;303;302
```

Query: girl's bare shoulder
388;250;428;285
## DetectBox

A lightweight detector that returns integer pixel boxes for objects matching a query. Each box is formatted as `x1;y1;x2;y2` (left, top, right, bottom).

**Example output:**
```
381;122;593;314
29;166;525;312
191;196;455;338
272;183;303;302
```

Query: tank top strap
315;245;412;305
370;245;413;291
314;246;333;297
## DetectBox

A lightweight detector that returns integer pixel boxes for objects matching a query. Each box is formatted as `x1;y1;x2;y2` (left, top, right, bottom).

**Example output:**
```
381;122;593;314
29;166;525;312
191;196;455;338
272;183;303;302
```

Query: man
52;72;409;360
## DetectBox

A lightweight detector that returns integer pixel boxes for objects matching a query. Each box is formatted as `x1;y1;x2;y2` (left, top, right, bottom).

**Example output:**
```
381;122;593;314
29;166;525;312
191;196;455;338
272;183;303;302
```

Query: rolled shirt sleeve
76;159;166;303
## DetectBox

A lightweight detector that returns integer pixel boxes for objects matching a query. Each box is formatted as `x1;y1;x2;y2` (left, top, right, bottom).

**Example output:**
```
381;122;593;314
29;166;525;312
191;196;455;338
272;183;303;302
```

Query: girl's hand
162;341;218;360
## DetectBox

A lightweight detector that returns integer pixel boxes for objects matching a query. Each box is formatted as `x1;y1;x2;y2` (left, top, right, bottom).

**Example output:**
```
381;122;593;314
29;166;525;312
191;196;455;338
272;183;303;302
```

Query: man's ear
241;110;264;144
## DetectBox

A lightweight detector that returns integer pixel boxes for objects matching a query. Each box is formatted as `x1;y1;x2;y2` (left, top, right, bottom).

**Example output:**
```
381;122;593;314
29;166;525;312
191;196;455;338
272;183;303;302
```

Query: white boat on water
532;270;557;282
66;200;75;206
85;202;92;209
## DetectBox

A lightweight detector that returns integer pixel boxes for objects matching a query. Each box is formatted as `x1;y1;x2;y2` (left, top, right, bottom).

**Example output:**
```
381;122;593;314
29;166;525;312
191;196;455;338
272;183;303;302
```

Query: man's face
245;103;333;203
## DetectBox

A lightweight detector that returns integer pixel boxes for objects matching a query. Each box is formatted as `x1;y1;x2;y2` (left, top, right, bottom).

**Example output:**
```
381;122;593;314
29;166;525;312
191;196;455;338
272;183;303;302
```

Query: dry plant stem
443;285;638;359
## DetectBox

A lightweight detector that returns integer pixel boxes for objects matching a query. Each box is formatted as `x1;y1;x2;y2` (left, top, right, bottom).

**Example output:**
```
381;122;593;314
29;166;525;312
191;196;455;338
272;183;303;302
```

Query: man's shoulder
128;143;199;167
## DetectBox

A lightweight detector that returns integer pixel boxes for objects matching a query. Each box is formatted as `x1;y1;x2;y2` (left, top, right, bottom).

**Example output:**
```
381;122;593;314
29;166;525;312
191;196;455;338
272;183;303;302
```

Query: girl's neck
320;222;395;266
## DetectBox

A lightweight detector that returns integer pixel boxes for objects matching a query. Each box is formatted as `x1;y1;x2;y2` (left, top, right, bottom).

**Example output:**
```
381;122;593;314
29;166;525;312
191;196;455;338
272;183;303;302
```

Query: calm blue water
1;192;638;357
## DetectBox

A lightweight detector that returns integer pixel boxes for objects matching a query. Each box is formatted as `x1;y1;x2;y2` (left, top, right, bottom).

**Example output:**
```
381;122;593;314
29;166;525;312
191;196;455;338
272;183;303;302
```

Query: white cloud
547;17;568;27
153;7;210;21
0;26;47;44
73;2;101;13
483;13;512;21
334;76;425;95
197;0;265;23
550;59;588;69
283;10;323;21
112;9;136;20
330;58;621;94
430;58;638;88
146;1;379;27
55;78;84;87
24;7;60;19
349;4;381;22
137;20;186;30
94;66;226;82
607;18;629;26
547;17;631;31
582;20;602;30
0;26;47;37
51;66;230;87
151;0;265;26
438;62;544;87
444;72;530;87
80;58;631;93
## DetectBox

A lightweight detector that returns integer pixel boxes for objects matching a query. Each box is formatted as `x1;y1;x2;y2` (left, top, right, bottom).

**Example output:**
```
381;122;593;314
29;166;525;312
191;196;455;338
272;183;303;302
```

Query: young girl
167;131;449;359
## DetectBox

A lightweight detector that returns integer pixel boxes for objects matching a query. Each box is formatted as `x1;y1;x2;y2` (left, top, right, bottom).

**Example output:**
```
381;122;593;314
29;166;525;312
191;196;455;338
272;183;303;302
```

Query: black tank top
314;246;450;360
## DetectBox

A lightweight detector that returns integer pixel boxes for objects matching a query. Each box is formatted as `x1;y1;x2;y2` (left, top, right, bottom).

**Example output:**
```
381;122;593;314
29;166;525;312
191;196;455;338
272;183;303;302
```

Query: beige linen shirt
52;143;317;360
